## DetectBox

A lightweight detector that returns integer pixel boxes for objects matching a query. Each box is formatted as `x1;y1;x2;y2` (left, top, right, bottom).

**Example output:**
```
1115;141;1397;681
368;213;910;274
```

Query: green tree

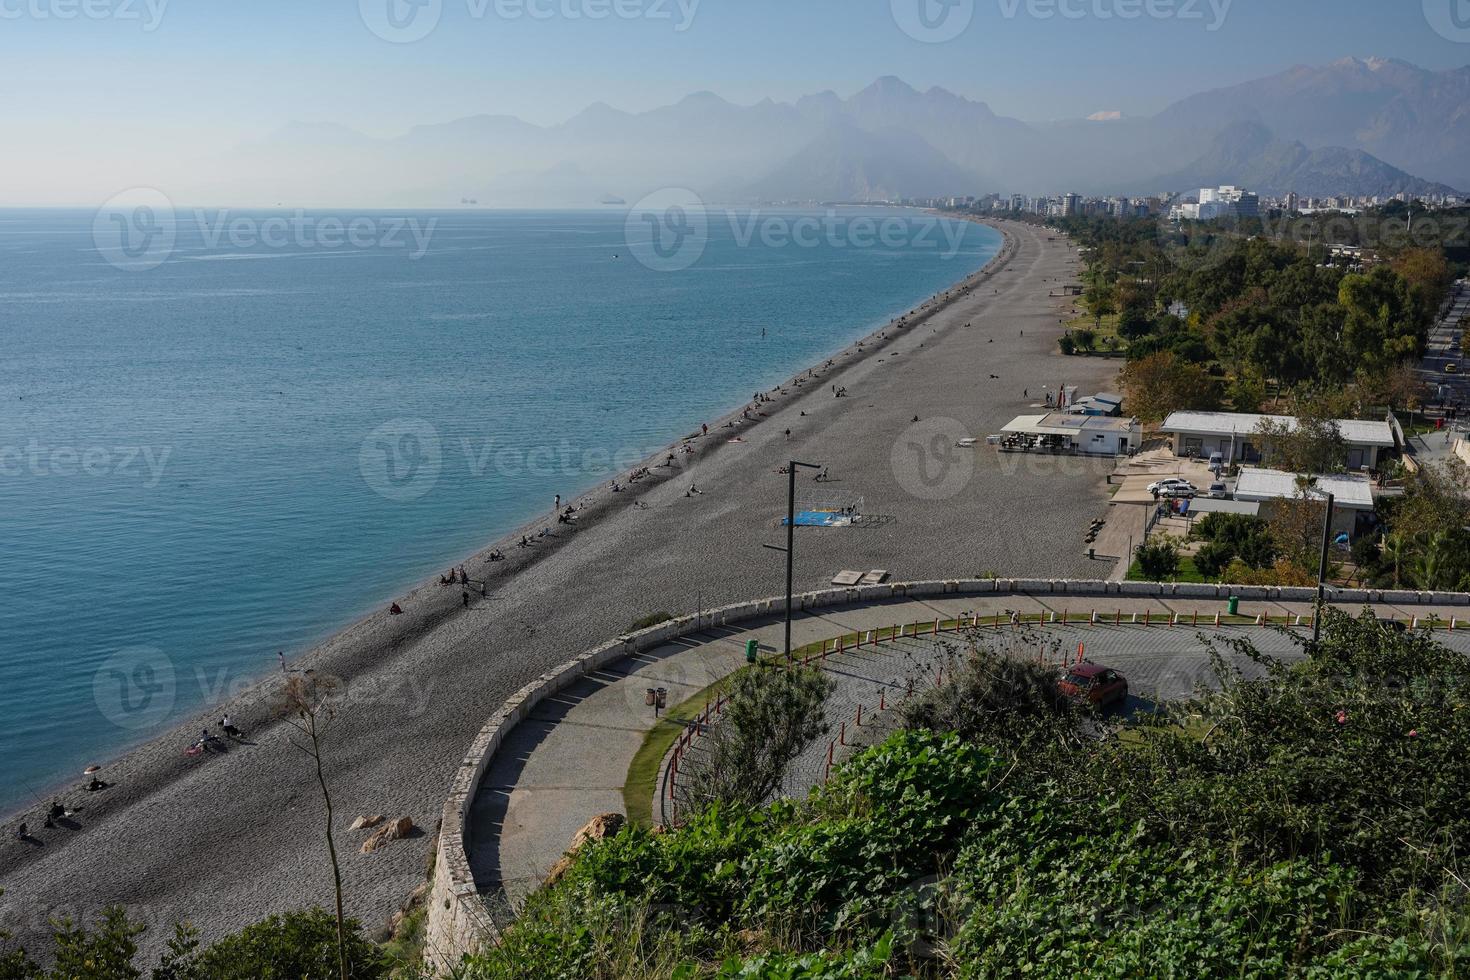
1118;351;1221;423
677;667;833;813
1136;539;1181;580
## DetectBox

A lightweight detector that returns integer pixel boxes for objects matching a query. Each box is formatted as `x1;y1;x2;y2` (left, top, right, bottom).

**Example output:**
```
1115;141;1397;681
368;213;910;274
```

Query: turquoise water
0;207;999;811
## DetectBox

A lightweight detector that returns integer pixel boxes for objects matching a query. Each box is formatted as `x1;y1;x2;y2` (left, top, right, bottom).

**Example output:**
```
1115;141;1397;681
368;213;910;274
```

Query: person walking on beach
785;428;791;441
702;423;708;437
462;591;470;609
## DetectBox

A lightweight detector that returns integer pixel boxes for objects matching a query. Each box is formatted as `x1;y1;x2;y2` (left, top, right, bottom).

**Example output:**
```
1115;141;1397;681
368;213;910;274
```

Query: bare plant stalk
281;674;347;980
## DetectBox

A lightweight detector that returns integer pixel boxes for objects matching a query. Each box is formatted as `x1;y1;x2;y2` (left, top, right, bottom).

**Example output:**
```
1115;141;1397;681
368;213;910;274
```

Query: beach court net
783;493;866;528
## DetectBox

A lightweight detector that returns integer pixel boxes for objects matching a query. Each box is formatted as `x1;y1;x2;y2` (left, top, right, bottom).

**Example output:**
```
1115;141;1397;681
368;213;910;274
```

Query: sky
2;0;1468;203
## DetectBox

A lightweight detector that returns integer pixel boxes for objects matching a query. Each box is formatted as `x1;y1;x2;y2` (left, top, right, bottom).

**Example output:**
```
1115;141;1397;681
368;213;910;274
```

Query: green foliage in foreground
0;907;391;980
460;612;1470;978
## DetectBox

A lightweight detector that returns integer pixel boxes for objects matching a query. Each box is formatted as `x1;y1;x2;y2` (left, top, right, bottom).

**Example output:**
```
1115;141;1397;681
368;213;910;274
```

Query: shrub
631;612;674;630
1191;540;1235;580
899;647;1078;750
1057;334;1076;355
1135;539;1180;580
677;667;833;812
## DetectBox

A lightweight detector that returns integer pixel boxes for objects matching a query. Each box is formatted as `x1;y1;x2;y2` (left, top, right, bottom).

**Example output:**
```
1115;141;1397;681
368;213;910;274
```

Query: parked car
1059;663;1129;708
1207;452;1224;474
1208;481;1229;499
1158;483;1198;499
1147;477;1192;495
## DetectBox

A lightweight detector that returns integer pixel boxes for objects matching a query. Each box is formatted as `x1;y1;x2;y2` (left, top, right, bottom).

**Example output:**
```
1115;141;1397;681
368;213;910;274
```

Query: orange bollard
856;704;863;727
880;690;887;711
1116;609;1121;626
839;720;847;746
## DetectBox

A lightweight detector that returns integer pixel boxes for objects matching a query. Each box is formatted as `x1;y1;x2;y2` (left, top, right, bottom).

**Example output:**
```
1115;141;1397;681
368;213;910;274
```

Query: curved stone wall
423;578;1469;971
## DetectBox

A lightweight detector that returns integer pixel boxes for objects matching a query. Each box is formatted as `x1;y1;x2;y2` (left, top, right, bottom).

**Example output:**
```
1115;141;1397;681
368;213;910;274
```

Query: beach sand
0;219;1118;958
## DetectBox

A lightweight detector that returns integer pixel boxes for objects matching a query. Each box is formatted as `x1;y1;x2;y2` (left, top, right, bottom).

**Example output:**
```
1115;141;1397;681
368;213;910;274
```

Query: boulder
568;813;624;852
360;816;416;854
350;814;384;831
543;813;626;886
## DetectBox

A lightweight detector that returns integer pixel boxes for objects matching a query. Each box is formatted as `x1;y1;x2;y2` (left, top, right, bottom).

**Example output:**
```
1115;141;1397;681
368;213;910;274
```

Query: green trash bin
1227;596;1240;616
745;639;759;663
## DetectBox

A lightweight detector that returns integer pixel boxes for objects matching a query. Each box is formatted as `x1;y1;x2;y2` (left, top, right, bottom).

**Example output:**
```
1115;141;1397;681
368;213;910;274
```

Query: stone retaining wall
422;578;1469;972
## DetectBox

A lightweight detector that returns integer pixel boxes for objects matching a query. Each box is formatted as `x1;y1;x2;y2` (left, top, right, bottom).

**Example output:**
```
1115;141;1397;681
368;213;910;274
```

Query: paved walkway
467;594;1470;916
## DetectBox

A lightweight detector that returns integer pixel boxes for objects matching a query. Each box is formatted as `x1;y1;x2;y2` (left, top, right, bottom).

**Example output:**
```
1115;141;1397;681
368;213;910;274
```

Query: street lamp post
1312;491;1336;650
764;459;822;661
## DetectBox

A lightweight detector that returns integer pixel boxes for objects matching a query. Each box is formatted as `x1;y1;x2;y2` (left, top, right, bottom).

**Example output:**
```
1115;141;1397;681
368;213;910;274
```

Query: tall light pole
764;459;822;661
1312;491;1336;650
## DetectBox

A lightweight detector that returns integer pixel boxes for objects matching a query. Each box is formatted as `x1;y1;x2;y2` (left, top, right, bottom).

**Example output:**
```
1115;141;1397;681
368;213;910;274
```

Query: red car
1059;663;1129;708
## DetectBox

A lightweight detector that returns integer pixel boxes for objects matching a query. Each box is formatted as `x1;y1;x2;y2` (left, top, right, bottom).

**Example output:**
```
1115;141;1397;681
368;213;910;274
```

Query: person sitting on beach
222;715;243;740
390;602;404;615
687;484;702;496
15;822;29;841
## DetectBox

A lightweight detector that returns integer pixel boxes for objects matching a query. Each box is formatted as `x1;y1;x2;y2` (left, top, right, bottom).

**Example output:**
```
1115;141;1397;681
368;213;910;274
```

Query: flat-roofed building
1001;413;1142;456
1234;468;1376;538
1159;411;1397;471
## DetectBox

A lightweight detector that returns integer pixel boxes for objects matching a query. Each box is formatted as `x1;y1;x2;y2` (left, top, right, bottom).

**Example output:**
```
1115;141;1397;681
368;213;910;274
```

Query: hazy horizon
4;0;1470;206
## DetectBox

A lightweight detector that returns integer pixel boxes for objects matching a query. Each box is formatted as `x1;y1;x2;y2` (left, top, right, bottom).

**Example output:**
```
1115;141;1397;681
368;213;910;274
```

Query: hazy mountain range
230;57;1467;207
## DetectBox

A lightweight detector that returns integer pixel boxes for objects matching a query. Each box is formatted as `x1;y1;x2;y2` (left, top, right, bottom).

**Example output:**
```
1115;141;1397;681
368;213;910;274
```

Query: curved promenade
424;578;1470;970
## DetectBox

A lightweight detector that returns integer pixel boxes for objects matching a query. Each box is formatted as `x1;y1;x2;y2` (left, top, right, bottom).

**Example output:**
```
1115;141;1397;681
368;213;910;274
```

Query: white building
1159;411;1398;471
1001;413;1142;456
1233;469;1376;537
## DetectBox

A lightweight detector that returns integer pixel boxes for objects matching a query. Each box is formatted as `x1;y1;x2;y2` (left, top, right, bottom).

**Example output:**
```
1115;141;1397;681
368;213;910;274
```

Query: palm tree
1381;532;1409;589
1413;531;1453;591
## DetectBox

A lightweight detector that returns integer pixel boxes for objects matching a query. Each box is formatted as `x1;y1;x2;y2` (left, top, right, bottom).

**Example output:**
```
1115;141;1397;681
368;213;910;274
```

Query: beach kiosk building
1000;413;1142;456
1159;411;1397;471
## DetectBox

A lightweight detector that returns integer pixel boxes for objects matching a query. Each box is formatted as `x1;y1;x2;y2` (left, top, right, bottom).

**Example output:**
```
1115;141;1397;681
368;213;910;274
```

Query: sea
0;206;1000;813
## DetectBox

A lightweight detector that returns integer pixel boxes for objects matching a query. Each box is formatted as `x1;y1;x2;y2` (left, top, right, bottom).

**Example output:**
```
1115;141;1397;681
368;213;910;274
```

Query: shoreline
0;218;1017;822
2;220;1012;820
3;219;1091;962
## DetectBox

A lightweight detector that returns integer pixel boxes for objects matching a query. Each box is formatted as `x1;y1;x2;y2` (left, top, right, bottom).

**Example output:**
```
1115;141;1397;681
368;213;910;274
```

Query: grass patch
1126;556;1208;583
622;670;749;828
